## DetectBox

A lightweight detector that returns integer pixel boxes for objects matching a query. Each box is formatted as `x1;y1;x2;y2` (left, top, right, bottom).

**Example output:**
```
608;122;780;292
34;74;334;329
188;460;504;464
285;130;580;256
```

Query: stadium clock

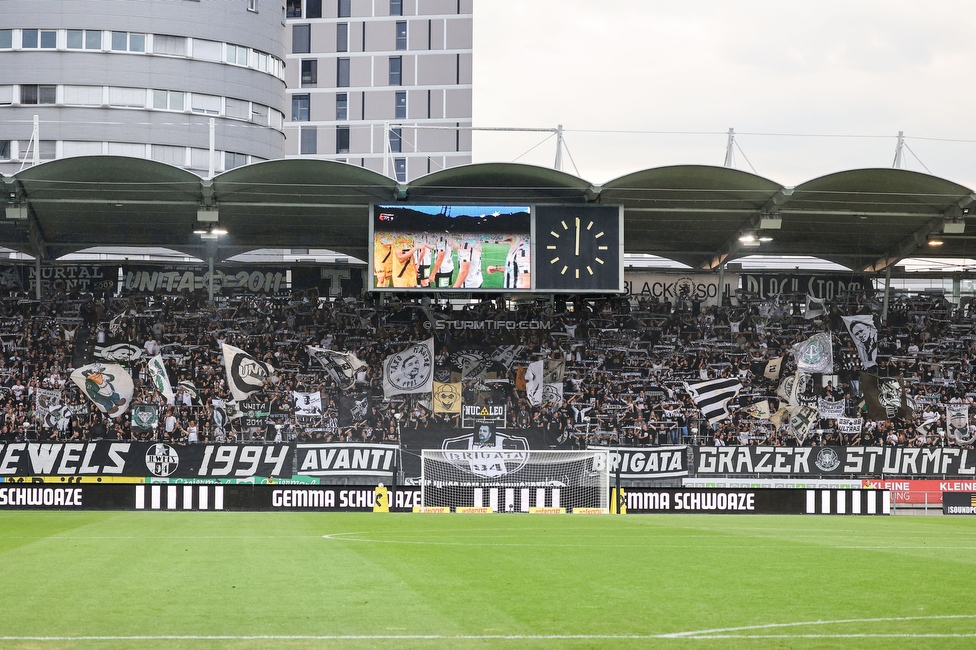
534;204;622;292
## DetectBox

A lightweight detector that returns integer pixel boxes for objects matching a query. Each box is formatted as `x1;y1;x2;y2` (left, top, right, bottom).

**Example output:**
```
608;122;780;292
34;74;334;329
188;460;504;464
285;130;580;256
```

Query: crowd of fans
0;282;974;449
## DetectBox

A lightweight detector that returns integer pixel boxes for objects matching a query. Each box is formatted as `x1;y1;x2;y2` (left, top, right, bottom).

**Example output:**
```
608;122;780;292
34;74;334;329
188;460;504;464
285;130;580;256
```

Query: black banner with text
0;442;293;479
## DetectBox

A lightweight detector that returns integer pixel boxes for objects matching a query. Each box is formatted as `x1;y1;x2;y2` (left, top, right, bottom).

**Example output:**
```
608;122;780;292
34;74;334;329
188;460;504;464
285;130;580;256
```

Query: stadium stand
0;283;971;451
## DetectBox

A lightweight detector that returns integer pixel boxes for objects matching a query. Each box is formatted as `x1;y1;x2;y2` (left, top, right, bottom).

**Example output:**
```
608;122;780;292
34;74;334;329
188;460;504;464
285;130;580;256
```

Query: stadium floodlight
420;449;610;513
760;214;782;229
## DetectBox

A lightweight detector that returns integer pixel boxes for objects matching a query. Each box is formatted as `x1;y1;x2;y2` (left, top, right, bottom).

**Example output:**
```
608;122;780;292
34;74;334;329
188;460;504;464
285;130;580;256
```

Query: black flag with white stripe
684;377;742;426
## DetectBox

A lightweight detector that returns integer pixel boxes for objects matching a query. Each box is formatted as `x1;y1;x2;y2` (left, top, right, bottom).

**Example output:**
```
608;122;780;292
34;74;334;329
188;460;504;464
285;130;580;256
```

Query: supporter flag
683;377;742;426
776;374;795;404
306;346;366;391
804;294;826;320
222;343;276;402
837;417;863;434
490;345;523;370
541;382;564;408
769;406;791;426
178;380;199;404
70;362;134;419
293;391;322;417
842;315;879;369
147;354;175;402
790;372;819;407
382;338;434;398
743;400;771;420
817;397;846;420
788;405;819;443
525;360;545;406
212;399;242;431
339;392;370;427
763;356;784;380
543;358;566;384
433;381;462;414
860;372;913;420
35;389;63;428
515;365;528;392
130;404;159;434
946;405;974;444
792;332;833;374
916;413;940;439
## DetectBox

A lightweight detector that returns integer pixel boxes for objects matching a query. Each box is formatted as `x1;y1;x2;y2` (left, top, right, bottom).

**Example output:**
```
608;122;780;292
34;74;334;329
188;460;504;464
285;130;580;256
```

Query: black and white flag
792;332;833;374
293;391;323;417
861;372;912;421
382;338;434;398
946;404;974;444
817;397;846;420
804;294;826;320
222;343;276;402
307;346;366;391
683;377;741;425
842;315;878;369
525;360;544;407
788;404;819;443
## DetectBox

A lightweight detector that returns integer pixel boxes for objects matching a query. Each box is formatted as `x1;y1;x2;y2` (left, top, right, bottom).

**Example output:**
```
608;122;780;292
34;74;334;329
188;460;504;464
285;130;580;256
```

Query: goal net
421;449;610;513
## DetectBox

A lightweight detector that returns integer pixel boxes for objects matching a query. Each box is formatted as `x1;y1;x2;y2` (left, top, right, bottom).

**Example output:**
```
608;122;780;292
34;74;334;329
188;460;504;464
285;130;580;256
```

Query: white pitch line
4;616;975;642
663;613;976;638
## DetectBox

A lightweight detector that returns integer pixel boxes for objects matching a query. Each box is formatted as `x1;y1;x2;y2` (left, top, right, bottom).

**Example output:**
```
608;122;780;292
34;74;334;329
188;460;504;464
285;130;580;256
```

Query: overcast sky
471;1;976;189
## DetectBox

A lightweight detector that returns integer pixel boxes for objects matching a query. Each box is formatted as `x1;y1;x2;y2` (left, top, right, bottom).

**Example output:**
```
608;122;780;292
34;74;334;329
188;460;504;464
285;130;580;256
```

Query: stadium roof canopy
2;156;975;272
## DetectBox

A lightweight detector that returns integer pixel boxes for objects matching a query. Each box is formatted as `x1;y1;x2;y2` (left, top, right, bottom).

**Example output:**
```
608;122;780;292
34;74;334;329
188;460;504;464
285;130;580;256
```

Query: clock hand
575;217;580;256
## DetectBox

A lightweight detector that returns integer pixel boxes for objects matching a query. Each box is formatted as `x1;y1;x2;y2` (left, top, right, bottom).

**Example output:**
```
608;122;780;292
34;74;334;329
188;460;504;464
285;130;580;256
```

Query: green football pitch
0;512;973;649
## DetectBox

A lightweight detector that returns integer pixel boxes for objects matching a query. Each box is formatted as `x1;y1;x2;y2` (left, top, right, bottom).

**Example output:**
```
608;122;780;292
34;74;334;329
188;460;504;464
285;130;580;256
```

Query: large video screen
371;205;532;292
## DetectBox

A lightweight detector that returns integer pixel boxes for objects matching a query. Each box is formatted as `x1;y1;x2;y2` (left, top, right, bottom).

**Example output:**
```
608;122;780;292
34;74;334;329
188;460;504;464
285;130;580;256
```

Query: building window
112;32;145;52
152;90;185;111
22;29;57;49
292;94;310;121
301;59;317;87
338;0;351;18
190;93;220;114
286;0;302;18
395;90;406;119
396;22;407;50
0;30;11;49
336;126;350;154
337;58;350;87
293;24;311;53
389;128;402;153
225;152;248;170
67;29;101;50
226;43;249;66
307;0;322;19
248;0;258;12
154;35;187;56
394;157;406;182
300;126;317;154
0;141;10;160
336;23;348;52
336;92;347;120
21;85;56;105
389;56;402;85
390;0;402;16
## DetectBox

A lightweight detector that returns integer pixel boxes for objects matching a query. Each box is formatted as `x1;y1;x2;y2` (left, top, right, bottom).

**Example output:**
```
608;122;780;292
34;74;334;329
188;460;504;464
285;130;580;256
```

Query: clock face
534;205;621;292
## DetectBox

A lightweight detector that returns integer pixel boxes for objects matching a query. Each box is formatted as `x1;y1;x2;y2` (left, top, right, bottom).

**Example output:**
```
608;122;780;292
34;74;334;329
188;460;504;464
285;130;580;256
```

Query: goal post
421;448;610;513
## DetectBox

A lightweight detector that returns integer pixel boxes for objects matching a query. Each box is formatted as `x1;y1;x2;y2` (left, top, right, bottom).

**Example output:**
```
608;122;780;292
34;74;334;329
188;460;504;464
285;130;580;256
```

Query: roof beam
761;186;794;214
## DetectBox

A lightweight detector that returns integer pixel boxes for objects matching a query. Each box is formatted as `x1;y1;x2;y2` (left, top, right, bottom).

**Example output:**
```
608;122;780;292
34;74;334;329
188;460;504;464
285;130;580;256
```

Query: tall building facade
0;0;287;177
283;0;472;181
